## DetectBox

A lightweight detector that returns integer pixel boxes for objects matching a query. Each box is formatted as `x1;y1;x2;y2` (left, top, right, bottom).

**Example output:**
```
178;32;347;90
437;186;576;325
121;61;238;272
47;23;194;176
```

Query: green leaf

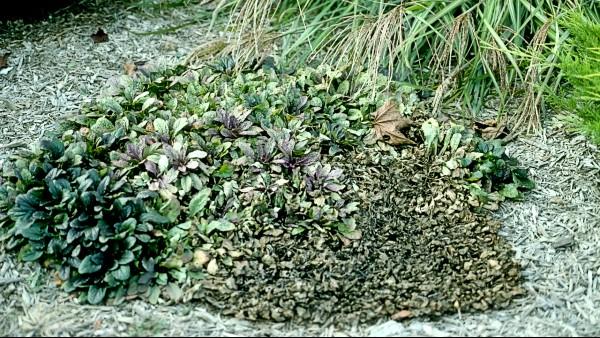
512;169;535;190
158;155;169;173
180;175;192;194
79;253;104;274
118;250;135;265
337;80;350;95
142;258;155;272
205;219;235;235
99;97;123;114
40;139;65;158
467;171;484;182
87;285;106;305
449;132;462;153
160;196;181;223
500;183;520;199
141;210;171;224
148;285;161;304
177;221;192;230
142;97;157;112
173;118;188;135
187;150;207;159
113;265;131;281
19;245;43;262
21;224;45;241
188;188;211;217
421;118;440;156
153;118;168;134
91;117;115;135
214;163;233;178
291;227;305;235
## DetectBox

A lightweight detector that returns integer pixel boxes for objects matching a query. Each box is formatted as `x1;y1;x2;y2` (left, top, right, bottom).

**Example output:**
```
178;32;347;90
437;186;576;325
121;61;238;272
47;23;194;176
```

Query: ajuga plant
422;118;535;210
0;58;533;306
0;60;407;305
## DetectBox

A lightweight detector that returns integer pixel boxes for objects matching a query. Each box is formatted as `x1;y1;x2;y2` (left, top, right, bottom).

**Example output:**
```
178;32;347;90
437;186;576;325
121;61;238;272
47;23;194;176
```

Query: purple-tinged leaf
145;161;158;176
126;143;143;160
295;152;320;167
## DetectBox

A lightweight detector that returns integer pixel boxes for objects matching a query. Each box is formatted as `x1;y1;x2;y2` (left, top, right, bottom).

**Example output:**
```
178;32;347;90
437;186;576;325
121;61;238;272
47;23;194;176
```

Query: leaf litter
191;140;524;326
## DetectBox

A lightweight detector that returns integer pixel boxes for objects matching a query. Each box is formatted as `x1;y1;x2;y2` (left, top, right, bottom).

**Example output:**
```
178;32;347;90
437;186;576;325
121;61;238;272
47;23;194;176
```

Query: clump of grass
552;11;600;142
208;0;598;119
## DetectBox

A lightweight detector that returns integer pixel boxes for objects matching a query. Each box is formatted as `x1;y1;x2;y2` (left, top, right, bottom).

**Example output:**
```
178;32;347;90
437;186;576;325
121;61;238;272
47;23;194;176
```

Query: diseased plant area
0;60;532;323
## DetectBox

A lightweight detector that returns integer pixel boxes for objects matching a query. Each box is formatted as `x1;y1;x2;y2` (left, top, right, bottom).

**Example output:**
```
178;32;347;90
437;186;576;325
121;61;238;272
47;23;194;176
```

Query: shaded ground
1;1;600;336
0;0;84;22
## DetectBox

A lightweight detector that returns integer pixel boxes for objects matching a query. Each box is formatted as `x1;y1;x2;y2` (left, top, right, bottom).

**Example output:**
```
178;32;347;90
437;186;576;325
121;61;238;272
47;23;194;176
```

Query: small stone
488;259;499;269
391;310;412;320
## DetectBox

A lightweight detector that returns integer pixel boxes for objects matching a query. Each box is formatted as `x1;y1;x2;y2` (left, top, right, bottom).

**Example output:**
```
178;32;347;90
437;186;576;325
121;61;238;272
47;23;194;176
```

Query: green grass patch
551;11;600;143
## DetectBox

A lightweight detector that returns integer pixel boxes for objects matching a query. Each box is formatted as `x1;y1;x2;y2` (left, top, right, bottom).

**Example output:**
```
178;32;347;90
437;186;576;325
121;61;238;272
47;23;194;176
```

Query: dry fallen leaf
473;118;507;140
193;249;211;267
207;258;219;275
53;272;63;287
124;61;151;77
373;100;415;145
91;28;109;43
123;62;136;76
145;121;155;133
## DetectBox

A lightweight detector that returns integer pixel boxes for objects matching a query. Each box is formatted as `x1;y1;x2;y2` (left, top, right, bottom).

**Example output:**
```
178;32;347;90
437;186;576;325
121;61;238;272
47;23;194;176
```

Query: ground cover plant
0;58;534;324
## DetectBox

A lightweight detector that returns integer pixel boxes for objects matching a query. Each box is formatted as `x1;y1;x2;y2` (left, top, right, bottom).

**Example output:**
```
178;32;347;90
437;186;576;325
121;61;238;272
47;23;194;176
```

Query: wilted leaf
474;119;507;140
165;283;183;302
124;62;136;76
0;52;9;69
192;250;210;267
